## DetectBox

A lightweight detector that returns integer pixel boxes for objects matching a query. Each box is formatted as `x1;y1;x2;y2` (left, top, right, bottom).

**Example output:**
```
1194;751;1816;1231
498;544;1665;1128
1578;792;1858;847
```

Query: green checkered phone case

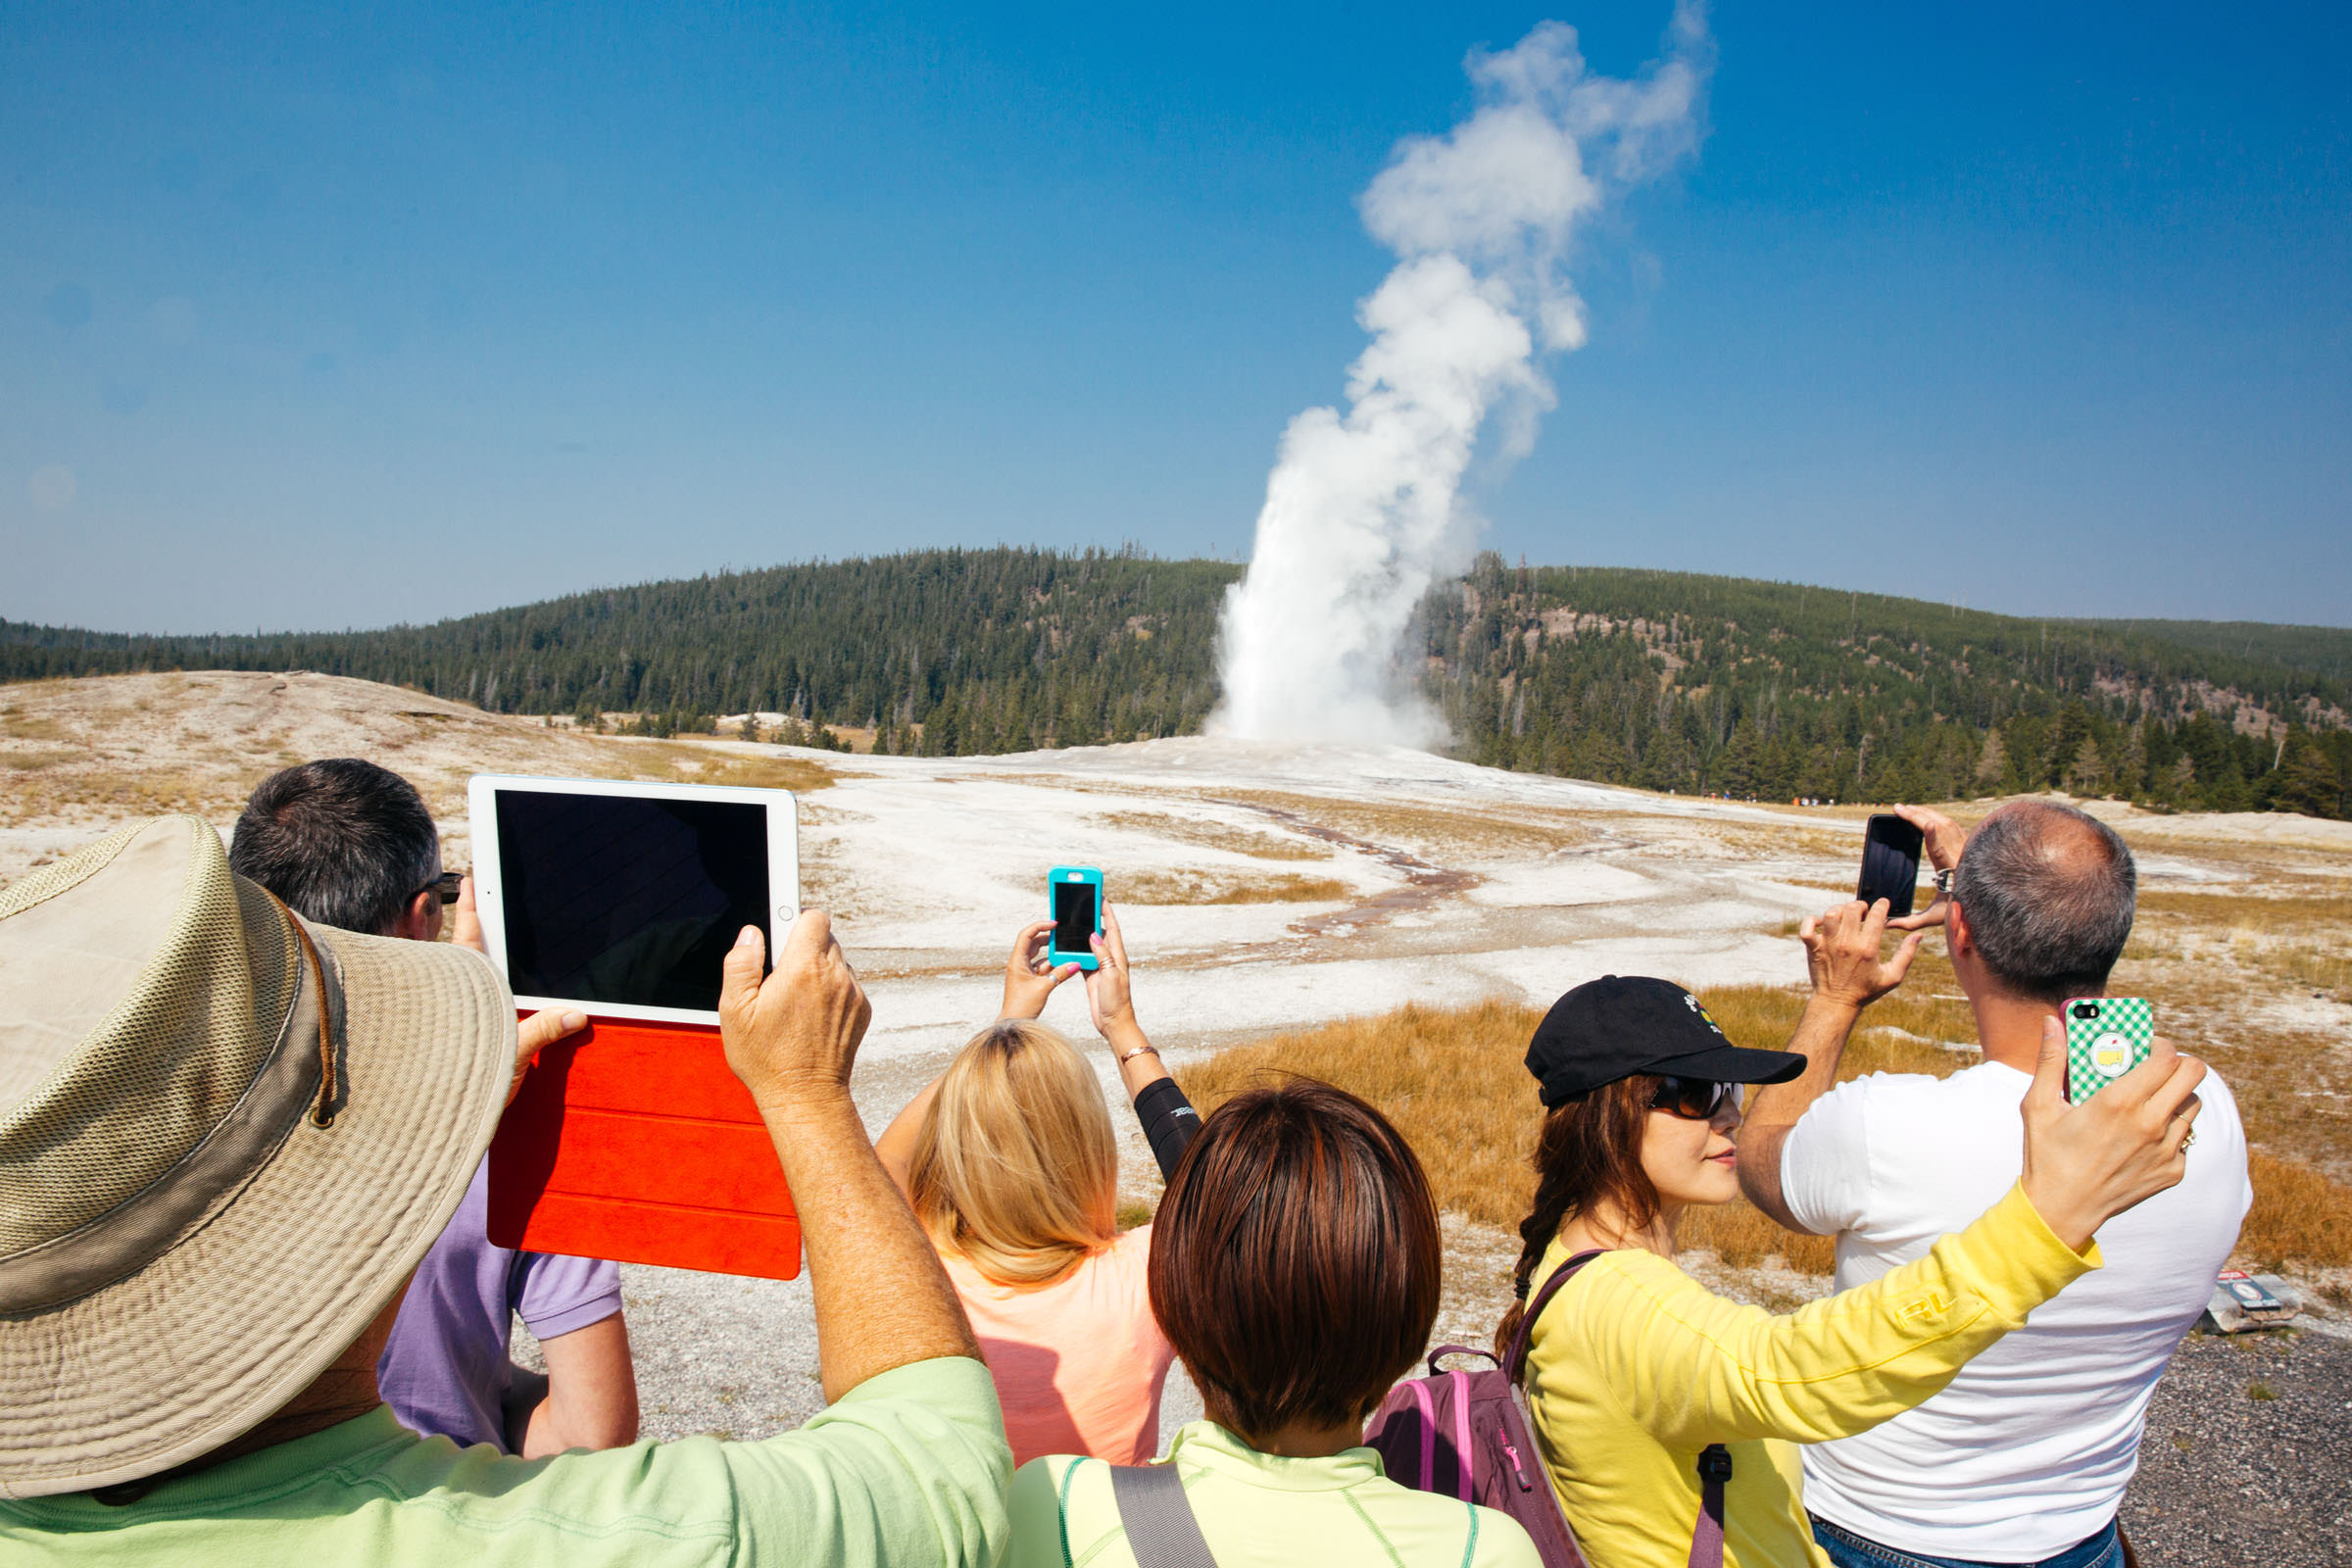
2064;998;2154;1103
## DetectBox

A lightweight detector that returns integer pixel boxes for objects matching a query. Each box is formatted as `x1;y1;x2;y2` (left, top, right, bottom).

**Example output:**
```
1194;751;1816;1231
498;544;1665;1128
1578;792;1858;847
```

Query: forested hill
4;547;2346;817
1429;560;2347;816
1;550;1240;752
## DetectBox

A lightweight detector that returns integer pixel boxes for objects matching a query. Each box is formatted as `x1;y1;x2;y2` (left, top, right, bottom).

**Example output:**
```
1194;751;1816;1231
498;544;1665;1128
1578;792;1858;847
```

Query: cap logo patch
1683;991;1725;1036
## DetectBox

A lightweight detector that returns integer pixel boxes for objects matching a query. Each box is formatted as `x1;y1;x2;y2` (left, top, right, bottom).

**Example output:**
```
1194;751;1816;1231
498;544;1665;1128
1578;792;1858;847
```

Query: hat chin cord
268;896;339;1130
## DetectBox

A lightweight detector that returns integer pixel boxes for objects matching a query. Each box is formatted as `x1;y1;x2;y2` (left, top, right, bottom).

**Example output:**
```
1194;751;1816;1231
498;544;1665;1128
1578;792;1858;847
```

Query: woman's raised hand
1084;906;1138;1039
1002;919;1082;1021
2018;1017;2206;1252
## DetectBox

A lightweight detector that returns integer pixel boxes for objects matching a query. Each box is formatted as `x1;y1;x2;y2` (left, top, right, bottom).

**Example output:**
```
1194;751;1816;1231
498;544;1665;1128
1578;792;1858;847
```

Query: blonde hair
907;1019;1119;1286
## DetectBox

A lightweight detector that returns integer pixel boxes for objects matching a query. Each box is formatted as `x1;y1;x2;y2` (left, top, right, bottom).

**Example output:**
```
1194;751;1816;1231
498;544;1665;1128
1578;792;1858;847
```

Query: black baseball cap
1525;976;1804;1108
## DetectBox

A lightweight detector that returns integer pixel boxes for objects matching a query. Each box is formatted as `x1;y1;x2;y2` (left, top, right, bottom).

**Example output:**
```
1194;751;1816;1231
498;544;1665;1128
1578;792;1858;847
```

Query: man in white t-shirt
1739;800;2250;1568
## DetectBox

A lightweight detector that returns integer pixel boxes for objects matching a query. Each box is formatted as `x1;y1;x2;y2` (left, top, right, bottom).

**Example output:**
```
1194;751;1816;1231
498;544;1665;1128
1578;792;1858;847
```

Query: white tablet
466;774;801;1026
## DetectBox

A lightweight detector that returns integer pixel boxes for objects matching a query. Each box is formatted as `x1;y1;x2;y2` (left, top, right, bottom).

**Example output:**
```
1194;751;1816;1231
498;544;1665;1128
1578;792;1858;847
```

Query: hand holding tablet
468;775;807;1280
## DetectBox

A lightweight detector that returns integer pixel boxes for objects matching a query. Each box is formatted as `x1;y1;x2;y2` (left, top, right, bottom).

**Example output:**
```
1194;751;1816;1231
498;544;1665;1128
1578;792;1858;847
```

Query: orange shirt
939;1225;1175;1466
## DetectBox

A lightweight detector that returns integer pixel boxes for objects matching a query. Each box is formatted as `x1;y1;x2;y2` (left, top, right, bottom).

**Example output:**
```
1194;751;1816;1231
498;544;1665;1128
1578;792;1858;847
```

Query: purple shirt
376;1159;624;1452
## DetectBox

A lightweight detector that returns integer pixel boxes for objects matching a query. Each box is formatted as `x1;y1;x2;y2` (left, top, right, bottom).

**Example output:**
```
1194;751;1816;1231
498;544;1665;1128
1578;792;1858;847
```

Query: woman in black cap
1493;975;2203;1568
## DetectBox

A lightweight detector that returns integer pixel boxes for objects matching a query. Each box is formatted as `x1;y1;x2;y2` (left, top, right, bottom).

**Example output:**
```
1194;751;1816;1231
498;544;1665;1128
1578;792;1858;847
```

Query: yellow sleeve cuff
1943;1182;2101;1322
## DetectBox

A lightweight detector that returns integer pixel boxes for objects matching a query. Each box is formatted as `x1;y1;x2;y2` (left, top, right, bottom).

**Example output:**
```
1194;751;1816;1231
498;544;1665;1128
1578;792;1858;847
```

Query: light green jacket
1;1355;1009;1568
1009;1419;1541;1568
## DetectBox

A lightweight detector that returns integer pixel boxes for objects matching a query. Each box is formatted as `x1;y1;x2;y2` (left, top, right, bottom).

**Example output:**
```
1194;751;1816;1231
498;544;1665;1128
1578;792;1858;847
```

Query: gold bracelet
1117;1042;1160;1064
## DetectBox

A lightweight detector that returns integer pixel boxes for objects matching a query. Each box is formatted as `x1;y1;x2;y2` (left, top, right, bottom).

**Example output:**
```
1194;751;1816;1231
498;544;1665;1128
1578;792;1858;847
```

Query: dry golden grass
2132;890;2352;1002
1098;810;1334;862
0;705;68;742
1120;868;1352;906
1178;998;1549;1233
656;749;838;794
1217;791;1590;861
2240;1152;2352;1271
1692;823;1862;864
1181;976;2352;1277
1;747;82;772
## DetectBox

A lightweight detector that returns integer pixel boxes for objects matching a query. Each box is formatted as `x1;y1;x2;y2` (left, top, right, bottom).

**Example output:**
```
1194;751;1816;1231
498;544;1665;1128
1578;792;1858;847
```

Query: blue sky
5;1;2346;633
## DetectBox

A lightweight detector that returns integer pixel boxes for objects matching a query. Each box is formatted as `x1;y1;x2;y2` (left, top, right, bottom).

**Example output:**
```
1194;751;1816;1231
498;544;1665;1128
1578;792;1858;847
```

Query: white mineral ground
6;672;2350;1469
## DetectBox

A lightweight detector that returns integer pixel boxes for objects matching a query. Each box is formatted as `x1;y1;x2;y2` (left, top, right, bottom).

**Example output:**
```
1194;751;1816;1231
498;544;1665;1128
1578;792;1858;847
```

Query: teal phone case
2064;998;2154;1103
1048;865;1103;972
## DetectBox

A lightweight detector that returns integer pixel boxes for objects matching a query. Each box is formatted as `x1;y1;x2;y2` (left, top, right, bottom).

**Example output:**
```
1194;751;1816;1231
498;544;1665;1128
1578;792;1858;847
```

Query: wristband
1117;1042;1160;1064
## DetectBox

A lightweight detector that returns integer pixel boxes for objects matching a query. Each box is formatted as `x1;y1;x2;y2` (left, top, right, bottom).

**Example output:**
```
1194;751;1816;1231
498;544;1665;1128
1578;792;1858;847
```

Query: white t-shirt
1781;1059;2250;1561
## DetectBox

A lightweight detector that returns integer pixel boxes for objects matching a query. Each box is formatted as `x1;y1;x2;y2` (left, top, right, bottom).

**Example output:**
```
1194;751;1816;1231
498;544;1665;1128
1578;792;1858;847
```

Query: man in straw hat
0;815;1010;1565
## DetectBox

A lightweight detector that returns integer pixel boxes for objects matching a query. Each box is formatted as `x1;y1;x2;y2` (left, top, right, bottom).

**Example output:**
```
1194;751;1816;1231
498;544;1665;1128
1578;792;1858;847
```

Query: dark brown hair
1149;1080;1442;1446
229;759;439;937
1493;1074;1662;1359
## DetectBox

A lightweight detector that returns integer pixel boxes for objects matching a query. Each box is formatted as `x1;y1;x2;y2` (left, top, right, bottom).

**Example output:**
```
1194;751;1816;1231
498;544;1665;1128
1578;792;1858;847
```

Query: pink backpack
1363;1250;1730;1568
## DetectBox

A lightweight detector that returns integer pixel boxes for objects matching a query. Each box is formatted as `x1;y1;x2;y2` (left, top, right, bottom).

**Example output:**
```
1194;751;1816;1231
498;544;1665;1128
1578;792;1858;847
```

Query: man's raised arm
1738;897;1924;1232
718;912;980;1399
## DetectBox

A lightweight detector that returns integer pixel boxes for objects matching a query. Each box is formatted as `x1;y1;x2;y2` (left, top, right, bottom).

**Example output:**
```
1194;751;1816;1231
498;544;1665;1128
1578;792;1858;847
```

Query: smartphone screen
1858;814;1925;917
493;789;771;1011
1053;879;1099;956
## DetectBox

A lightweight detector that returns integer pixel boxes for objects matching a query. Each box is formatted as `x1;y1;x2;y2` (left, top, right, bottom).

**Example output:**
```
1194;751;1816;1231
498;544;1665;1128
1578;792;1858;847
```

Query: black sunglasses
1650;1076;1738;1120
416;870;466;906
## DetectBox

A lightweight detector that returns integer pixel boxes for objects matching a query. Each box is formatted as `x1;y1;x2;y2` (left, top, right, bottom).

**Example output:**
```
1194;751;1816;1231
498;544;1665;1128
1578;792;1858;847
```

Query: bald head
1950;801;2137;1006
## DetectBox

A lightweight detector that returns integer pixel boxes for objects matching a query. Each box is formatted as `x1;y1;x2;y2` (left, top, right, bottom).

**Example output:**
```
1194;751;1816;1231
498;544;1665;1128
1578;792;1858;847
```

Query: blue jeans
1810;1515;2123;1568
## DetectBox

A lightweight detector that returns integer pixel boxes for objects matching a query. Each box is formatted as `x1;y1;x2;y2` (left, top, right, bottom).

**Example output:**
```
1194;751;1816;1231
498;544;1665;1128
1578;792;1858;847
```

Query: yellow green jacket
1009;1419;1542;1568
1522;1184;2097;1568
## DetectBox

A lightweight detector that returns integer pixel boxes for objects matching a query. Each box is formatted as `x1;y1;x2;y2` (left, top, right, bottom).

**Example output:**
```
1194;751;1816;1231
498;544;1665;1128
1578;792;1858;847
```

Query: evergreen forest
5;547;2347;818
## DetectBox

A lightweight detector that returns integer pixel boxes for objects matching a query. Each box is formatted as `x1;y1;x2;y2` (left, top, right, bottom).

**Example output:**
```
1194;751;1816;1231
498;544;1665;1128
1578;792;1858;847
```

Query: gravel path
520;1265;2352;1564
2123;1327;2352;1565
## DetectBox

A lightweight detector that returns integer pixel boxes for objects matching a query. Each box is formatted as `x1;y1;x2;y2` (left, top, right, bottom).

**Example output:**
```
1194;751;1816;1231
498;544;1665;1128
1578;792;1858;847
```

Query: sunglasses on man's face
1650;1076;1738;1121
416;870;466;907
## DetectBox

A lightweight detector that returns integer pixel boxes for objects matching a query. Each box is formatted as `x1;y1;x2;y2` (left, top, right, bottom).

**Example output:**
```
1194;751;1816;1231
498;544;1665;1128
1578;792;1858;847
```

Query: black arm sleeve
1133;1075;1202;1182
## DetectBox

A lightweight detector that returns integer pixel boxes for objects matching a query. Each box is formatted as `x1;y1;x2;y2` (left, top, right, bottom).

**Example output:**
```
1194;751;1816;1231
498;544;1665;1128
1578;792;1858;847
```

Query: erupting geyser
1213;7;1712;746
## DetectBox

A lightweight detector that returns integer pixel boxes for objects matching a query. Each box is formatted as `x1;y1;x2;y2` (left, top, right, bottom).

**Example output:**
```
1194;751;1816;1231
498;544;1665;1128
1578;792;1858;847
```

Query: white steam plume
1212;8;1711;745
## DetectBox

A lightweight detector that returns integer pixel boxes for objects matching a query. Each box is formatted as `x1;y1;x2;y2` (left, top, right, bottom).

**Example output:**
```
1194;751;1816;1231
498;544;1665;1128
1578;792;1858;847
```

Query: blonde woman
876;907;1199;1465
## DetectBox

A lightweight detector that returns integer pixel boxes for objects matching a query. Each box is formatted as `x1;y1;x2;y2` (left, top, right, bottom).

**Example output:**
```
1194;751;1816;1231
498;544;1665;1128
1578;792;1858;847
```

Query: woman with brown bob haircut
1005;1081;1543;1568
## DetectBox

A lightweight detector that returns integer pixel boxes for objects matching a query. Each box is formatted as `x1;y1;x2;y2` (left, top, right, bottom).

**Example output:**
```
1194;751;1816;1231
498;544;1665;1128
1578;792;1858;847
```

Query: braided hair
1493;1074;1662;1360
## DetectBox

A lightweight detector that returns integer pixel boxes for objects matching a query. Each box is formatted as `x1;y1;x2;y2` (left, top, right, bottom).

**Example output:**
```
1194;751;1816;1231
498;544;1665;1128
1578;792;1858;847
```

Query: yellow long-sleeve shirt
1521;1183;2098;1568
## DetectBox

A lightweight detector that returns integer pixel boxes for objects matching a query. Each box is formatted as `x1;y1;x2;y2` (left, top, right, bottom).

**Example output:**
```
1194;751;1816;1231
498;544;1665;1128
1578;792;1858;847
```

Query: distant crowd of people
0;760;2249;1568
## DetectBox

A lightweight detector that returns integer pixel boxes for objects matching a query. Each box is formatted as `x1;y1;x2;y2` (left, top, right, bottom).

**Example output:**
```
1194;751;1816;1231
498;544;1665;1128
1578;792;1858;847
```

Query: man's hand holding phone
1801;896;1927;1011
1886;805;1969;932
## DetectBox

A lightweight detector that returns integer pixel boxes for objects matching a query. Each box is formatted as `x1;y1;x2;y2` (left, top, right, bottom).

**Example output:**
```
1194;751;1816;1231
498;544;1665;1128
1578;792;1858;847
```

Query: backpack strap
1109;1462;1219;1568
1505;1248;1607;1383
1687;1444;1731;1568
1424;1344;1500;1377
1507;1248;1736;1568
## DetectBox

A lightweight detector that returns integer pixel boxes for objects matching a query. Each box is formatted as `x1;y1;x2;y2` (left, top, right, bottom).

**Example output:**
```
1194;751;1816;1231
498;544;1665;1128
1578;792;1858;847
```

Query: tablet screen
492;788;771;1011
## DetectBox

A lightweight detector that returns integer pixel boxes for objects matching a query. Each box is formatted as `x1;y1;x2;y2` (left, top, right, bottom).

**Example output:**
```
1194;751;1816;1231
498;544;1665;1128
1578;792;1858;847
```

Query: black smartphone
1857;814;1924;917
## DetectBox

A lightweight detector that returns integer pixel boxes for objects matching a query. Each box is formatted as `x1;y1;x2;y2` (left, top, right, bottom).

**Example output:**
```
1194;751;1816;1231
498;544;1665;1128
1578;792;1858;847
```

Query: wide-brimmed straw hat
0;815;515;1497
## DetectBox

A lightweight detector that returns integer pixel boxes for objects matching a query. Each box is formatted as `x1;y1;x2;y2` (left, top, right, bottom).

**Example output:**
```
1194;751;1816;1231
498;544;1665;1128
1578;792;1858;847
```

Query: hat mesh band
0;825;294;1254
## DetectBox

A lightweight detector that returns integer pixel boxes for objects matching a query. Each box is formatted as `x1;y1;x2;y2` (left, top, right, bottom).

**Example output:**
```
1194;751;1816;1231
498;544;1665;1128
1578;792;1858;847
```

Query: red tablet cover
486;1016;802;1280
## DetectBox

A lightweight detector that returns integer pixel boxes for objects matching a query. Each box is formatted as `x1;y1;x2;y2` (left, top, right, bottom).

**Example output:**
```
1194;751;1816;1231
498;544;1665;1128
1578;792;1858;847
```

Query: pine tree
2117;722;2147;798
2066;737;2107;799
2277;732;2344;819
1973;727;2007;792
